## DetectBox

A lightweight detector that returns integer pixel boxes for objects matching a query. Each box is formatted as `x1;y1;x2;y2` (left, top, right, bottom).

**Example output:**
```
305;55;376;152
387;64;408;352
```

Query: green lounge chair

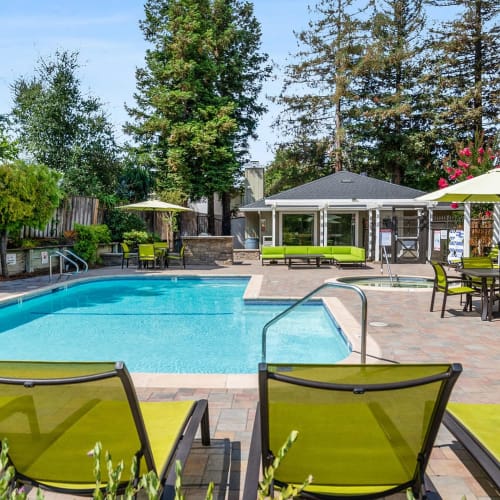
0;361;210;497
243;362;462;499
443;403;500;489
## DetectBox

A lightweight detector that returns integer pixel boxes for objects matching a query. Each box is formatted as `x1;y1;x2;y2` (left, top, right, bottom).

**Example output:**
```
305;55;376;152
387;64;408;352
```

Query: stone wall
182;236;234;265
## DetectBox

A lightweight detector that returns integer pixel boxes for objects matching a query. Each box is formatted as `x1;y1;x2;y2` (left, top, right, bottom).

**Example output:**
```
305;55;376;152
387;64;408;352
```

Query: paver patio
0;259;498;499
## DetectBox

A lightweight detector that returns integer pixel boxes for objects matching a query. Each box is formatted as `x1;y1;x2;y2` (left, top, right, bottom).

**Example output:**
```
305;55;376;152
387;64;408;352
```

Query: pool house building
240;170;433;263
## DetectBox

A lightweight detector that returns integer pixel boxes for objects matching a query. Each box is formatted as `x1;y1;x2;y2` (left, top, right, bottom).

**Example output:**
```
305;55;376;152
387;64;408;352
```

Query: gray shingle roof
268;171;425;200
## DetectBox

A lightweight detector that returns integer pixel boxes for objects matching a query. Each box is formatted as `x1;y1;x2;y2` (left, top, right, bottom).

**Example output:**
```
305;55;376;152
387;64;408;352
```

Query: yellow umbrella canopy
417;168;500;203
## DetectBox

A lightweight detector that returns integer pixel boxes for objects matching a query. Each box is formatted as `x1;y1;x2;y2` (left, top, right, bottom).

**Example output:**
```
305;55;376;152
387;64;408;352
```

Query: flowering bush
438;132;500;214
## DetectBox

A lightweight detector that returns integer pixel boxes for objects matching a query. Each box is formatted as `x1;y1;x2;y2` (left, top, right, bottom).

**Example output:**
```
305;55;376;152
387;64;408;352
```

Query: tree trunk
0;229;9;278
221;192;232;236
207;194;215;235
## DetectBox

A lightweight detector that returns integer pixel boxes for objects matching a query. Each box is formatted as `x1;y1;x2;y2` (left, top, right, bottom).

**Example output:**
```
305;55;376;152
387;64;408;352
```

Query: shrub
104;208;146;242
122;230;151;247
73;224;111;265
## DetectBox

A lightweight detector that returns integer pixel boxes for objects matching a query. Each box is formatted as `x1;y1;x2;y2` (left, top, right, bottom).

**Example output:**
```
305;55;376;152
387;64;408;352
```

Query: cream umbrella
416;168;500;203
118;199;192;241
417;168;500;259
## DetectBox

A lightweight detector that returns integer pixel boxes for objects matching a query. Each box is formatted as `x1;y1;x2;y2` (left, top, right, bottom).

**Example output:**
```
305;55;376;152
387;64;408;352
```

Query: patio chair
0;361;210;497
243;362;462;499
154;242;169;268
166;245;186;269
430;260;475;317
138;243;158;269
443;403;499;489
120;242;137;269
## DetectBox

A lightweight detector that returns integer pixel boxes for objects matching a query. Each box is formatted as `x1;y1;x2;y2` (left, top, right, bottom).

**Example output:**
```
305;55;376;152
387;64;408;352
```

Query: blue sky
0;0;313;165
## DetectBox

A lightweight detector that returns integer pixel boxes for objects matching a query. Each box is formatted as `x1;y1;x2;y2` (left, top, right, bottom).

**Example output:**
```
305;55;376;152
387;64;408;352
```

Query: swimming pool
0;277;350;373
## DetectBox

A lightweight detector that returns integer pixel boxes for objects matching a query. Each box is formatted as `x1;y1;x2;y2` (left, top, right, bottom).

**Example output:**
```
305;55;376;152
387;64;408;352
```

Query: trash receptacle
245;237;259;249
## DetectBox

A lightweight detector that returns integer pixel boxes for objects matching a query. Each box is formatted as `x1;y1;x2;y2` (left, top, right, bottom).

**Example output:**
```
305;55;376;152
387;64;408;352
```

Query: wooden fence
21;196;103;239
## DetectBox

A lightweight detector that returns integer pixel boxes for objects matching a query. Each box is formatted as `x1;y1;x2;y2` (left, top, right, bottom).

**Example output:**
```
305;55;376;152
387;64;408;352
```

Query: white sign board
41;251;49;265
6;254;16;265
448;230;464;264
379;229;392;247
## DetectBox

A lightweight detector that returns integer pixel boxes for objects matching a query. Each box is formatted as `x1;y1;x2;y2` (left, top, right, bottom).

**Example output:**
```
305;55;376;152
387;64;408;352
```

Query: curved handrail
261;281;368;364
64;249;89;273
49;249;88;281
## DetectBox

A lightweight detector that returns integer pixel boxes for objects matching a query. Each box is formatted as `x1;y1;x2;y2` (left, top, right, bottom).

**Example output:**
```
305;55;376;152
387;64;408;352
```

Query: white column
368;209;373;260
493;204;500;247
464;203;471;257
375;209;381;261
322;206;328;246
427;208;434;261
272;204;277;246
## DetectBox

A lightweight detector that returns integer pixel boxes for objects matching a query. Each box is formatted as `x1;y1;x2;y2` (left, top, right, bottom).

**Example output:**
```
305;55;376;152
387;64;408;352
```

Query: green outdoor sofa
261;245;366;267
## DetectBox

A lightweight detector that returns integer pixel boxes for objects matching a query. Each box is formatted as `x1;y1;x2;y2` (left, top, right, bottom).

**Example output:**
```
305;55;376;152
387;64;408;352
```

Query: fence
20;196;103;239
431;215;494;258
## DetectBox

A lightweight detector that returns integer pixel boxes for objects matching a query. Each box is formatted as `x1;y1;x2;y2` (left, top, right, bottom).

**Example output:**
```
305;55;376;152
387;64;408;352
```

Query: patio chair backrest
0;361;153;487
259;362;462;498
461;256;492;269
430;260;449;291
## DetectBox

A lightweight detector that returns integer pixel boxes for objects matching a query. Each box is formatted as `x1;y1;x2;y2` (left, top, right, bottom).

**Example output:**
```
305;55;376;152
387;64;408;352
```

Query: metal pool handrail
261;282;368;364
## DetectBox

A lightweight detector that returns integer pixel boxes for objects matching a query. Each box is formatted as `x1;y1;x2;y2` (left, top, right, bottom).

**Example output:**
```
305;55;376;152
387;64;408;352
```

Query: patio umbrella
416;168;500;203
118;199;192;240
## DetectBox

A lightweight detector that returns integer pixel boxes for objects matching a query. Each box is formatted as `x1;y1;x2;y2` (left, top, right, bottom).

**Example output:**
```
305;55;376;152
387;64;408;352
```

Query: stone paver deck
0;259;499;499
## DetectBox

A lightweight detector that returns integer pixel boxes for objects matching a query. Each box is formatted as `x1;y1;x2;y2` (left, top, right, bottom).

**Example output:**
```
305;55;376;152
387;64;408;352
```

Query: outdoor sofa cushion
261;246;286;264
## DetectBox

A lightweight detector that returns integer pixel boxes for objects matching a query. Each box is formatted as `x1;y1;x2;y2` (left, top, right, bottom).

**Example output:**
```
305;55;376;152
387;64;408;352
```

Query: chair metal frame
430;260;476;318
0;361;210;498
243;362;462;500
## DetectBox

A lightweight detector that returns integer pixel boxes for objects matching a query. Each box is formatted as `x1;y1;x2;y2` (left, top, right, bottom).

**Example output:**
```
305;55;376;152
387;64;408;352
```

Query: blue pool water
0;277;350;373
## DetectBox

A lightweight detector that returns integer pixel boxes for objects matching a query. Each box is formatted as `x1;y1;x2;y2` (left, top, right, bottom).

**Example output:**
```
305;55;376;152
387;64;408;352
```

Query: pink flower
457;159;469;168
450;202;459;209
466;175;474;179
478;147;484;155
484;210;492;218
461;147;472;157
438;178;449;188
454;168;463;177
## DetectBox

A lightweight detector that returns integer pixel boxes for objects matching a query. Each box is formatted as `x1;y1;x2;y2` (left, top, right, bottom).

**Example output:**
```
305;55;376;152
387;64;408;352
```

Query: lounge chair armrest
242;403;262;500
162;399;210;499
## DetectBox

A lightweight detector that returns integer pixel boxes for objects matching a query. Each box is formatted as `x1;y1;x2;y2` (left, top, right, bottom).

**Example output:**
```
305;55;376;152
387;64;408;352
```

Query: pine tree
126;0;270;234
275;0;368;172
349;0;430;185
426;0;499;148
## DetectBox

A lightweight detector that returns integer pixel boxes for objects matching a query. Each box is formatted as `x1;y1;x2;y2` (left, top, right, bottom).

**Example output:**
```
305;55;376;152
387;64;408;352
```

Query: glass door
282;214;314;245
327;214;354;245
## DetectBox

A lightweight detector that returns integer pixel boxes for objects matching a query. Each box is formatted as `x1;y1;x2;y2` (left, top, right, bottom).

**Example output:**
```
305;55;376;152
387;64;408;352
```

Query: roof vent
341;179;353;183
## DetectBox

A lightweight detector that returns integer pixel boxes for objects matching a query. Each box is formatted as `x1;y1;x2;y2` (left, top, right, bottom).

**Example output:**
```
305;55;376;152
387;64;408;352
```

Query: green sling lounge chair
443;403;500;489
0;361;210;497
243;362;462;499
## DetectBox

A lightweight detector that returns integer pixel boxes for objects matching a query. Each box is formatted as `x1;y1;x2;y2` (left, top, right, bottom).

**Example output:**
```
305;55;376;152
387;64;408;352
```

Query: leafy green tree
126;0;270;234
265;138;332;195
11;51;121;198
0;161;62;277
426;0;499;148
0;117;18;161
